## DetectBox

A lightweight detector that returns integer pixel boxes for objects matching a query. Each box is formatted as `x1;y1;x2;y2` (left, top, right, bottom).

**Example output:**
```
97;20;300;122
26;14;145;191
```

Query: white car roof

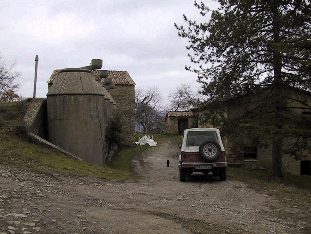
184;128;220;132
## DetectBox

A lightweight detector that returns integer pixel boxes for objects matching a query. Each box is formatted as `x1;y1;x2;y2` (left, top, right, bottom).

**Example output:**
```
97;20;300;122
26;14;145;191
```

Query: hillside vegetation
0;100;148;180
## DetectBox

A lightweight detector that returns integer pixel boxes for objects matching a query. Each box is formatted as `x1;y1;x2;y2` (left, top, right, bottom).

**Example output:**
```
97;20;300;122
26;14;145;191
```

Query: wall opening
178;119;188;135
244;147;257;160
301;160;311;175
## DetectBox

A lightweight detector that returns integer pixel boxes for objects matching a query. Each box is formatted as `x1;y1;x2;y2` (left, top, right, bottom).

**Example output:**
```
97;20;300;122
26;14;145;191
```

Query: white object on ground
135;135;157;146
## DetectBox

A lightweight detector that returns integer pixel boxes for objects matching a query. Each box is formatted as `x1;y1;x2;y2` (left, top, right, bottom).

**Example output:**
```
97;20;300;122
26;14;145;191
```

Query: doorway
178;119;188;135
301;160;311;175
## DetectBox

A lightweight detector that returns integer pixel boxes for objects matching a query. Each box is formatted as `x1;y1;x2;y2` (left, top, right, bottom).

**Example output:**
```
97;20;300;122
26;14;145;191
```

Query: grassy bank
0;128;139;180
228;166;311;191
107;144;149;180
227;166;311;209
0;101;150;180
0;101;182;181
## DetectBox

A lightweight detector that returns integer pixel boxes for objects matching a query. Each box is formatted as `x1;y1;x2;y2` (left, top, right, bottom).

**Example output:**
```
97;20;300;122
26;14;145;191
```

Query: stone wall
166;117;178;134
109;84;135;145
166;116;197;134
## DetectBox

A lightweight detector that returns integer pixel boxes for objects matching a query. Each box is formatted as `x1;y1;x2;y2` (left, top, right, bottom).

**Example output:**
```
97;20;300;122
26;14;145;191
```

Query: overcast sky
1;0;218;107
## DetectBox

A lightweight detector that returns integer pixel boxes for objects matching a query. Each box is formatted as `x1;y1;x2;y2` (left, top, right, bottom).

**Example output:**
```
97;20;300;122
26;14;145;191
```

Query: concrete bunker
23;59;136;166
46;59;115;165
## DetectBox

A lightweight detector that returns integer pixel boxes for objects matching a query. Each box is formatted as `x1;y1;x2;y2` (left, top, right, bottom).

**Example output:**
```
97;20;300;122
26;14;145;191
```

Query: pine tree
175;0;311;176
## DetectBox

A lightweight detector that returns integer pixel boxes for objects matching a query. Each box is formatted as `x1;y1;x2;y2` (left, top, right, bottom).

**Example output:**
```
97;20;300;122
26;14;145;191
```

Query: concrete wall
47;95;107;165
22;98;77;158
23;98;48;139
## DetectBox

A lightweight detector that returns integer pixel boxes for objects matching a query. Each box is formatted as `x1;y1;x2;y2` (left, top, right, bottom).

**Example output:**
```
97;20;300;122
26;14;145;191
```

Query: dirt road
0;140;310;233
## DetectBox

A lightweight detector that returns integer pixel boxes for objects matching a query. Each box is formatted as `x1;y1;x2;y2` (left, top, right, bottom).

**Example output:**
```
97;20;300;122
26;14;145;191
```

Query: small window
244;147;257;160
301;160;311;175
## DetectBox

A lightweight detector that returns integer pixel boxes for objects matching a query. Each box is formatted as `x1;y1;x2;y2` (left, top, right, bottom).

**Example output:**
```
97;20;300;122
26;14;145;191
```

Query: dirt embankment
0;140;310;234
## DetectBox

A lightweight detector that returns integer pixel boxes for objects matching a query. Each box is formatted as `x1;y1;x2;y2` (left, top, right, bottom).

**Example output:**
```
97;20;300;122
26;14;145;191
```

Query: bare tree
0;89;21;103
0;55;20;102
168;83;198;111
135;87;165;134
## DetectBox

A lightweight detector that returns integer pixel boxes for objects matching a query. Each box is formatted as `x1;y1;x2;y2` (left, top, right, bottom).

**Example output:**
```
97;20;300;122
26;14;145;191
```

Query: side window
244;147;257;160
186;136;196;146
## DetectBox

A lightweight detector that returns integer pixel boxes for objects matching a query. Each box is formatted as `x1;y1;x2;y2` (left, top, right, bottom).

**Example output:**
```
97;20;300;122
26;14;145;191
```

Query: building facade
103;71;136;146
166;110;198;134
198;87;311;175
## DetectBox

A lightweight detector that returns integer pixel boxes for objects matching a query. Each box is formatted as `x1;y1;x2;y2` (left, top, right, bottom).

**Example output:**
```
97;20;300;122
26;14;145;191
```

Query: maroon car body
178;128;227;181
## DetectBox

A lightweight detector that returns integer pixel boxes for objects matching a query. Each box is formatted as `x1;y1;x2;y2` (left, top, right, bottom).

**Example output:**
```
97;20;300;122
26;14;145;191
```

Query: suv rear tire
219;168;227;181
199;141;221;161
179;168;186;182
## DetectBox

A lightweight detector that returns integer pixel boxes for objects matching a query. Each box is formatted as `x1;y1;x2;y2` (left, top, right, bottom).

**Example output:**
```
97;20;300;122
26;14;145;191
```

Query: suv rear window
186;131;219;147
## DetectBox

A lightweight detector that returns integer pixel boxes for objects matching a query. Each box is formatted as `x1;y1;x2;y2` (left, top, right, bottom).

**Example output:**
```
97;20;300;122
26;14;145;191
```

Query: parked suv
178;128;227;181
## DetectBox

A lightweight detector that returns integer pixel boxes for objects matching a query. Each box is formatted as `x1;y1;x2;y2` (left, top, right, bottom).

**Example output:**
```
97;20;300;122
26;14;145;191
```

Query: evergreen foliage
175;0;311;176
106;112;125;151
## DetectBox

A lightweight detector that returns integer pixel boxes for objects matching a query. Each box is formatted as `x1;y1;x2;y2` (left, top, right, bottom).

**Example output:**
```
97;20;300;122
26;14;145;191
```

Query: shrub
106;112;125;151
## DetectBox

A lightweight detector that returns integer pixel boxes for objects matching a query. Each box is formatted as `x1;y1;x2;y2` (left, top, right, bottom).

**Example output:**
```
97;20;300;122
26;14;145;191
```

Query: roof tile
49;69;135;86
167;111;194;117
93;70;135;85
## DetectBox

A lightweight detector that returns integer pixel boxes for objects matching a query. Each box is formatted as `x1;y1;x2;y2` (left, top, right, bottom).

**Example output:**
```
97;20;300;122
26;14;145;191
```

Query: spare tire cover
199;141;221;161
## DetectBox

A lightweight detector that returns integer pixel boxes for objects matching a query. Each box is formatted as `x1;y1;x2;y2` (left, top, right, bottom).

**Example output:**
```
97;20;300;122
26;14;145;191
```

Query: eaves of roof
93;70;135;86
49;69;136;86
167;111;194;117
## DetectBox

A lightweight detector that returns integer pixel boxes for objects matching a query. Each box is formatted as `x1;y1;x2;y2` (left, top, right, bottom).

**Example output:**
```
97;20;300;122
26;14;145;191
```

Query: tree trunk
271;1;284;177
272;137;283;177
139;122;147;134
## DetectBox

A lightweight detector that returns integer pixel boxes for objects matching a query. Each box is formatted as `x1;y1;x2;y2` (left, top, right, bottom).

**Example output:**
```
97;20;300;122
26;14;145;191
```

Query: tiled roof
108;71;135;85
49;69;135;86
167;111;194;117
92;70;135;86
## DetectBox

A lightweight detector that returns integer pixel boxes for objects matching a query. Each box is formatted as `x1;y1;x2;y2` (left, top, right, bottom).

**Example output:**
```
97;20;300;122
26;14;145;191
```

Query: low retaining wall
23;98;82;160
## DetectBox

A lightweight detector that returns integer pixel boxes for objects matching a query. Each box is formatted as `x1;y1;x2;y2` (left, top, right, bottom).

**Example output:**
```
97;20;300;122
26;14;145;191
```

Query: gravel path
0;141;310;233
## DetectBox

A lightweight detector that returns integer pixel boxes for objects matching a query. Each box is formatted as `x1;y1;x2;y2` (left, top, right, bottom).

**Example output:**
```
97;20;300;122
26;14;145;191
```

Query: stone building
94;70;136;146
198;86;311;175
166;110;198;134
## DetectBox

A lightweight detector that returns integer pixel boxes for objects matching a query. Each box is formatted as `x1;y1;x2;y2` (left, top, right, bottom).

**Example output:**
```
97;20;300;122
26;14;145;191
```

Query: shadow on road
183;173;223;183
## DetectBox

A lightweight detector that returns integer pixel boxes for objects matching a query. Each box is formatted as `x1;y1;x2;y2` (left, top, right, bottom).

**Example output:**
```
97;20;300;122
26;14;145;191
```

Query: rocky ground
0;141;310;234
